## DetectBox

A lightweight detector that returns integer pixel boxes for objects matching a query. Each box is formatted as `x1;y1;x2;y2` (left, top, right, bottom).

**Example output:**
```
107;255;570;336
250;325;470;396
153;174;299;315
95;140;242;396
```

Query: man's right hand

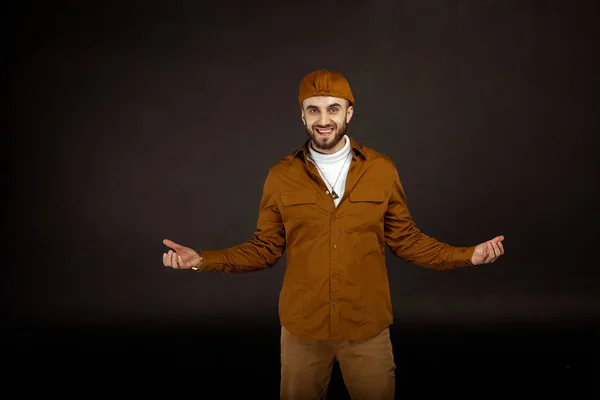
162;239;202;269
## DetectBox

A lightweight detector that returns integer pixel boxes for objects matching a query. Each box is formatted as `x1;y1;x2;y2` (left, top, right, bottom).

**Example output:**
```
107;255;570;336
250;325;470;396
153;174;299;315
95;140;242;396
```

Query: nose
317;113;330;127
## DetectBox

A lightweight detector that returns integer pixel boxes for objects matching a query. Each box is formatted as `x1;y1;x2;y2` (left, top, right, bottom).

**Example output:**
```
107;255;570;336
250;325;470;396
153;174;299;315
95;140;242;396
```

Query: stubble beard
306;120;348;152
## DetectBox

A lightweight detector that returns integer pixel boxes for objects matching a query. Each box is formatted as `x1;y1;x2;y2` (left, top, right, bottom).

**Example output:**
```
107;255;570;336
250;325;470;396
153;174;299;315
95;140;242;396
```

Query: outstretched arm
384;165;502;269
172;168;285;273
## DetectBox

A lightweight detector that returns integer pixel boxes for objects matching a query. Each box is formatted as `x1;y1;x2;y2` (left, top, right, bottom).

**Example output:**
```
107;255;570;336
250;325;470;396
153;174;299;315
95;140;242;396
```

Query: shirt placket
329;209;341;339
305;155;342;339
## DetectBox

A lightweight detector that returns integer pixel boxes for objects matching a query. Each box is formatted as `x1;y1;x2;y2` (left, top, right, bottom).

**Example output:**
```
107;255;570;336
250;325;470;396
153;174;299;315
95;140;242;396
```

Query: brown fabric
198;136;476;340
298;69;354;109
280;325;395;400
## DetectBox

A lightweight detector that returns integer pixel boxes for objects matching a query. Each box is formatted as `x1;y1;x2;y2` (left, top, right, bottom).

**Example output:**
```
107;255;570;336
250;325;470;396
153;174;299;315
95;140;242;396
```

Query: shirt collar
290;136;367;164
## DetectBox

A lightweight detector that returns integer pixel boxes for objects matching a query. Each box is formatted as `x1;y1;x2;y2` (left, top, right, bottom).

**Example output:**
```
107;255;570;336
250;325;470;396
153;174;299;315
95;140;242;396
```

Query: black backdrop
3;1;598;398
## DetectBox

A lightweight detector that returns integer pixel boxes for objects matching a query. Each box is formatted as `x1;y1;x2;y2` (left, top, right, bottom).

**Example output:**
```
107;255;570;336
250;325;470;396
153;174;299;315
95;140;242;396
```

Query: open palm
162;239;201;269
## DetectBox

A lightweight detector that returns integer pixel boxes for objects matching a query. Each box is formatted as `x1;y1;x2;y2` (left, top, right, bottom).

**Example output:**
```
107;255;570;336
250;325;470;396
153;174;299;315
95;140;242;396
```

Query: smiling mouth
315;127;334;135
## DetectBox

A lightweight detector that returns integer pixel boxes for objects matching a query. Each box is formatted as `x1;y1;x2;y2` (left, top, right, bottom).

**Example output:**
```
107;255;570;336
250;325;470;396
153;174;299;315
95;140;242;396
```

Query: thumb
163;239;183;251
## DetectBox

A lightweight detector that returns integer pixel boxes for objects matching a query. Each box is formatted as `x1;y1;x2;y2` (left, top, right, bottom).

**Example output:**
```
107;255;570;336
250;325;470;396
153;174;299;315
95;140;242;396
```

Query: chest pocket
349;186;385;203
348;186;386;230
280;190;318;221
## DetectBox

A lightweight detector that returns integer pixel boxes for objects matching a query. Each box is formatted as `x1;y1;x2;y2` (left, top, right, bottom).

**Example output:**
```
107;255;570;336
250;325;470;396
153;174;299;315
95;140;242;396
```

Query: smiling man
162;69;505;399
303;98;352;154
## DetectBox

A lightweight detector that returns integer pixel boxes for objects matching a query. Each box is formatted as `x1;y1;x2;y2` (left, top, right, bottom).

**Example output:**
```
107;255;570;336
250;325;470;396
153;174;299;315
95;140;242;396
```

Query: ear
301;110;306;125
346;105;354;124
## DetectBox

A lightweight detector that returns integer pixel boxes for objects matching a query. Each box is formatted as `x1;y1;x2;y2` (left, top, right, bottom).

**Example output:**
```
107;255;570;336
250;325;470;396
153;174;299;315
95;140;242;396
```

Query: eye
329;107;339;113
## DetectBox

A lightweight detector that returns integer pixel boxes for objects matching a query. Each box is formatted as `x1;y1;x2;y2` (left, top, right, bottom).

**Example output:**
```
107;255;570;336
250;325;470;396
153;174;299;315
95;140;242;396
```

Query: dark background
3;0;598;398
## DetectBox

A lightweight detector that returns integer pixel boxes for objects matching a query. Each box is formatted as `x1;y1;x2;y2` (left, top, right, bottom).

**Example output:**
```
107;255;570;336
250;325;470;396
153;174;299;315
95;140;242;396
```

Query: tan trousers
280;326;396;400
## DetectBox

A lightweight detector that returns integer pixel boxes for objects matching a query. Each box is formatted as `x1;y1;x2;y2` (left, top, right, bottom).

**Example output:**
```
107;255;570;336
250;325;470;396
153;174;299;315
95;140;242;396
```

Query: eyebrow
306;103;343;110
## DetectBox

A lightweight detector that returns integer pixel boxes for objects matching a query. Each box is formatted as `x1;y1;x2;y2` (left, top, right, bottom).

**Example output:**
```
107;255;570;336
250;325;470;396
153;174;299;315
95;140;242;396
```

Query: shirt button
325;191;330;195
333;244;337;249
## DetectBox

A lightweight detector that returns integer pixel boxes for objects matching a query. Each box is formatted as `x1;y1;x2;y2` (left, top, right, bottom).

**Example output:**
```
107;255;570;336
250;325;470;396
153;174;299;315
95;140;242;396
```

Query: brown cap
298;69;354;109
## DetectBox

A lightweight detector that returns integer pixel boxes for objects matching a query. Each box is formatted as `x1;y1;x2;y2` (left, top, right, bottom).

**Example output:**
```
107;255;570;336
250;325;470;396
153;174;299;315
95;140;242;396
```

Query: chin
314;138;334;150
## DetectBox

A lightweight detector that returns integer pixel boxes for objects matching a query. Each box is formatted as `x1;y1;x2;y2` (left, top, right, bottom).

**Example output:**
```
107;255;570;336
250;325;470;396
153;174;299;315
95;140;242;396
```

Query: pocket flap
349;187;386;203
281;190;318;206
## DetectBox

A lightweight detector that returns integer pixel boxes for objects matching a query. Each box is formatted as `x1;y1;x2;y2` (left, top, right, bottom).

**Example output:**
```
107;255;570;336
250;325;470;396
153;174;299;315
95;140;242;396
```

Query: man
162;69;505;399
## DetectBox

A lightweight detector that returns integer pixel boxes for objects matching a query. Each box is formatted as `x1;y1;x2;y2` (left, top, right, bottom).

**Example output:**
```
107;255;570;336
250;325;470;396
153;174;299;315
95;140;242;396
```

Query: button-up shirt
198;136;476;340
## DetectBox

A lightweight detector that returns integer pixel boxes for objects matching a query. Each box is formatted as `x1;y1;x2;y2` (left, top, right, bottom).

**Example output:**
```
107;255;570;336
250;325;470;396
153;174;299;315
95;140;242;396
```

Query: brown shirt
198;136;476;340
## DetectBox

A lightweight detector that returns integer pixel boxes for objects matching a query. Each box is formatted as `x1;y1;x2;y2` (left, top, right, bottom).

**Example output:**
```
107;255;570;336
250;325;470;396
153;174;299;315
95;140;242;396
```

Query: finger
491;241;502;257
497;241;505;255
494;242;504;257
171;251;179;269
167;250;176;268
487;243;497;260
162;252;169;267
178;255;186;268
163;239;181;251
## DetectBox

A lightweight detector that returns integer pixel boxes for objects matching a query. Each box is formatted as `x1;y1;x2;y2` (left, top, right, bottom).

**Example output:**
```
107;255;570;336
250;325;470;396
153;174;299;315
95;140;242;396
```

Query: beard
306;119;348;152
